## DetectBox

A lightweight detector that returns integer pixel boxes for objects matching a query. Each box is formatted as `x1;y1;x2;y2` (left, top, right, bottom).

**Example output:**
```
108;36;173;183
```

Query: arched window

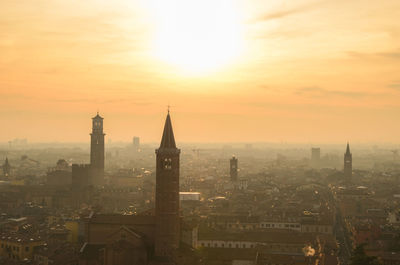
164;158;172;170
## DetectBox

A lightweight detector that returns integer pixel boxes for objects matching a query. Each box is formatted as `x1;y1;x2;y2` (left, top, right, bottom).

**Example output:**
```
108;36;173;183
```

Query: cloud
53;98;152;106
249;1;327;23
387;82;400;90
347;49;400;60
296;86;366;98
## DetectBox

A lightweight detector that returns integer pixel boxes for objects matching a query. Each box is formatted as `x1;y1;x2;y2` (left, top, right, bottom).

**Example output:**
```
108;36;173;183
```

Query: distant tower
90;112;105;186
2;157;11;177
344;143;352;180
230;156;238;181
133;136;140;151
155;111;180;258
311;148;321;169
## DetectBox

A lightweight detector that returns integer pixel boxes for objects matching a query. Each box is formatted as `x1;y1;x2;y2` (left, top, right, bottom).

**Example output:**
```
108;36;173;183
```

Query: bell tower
230;156;238;181
155;111;180;259
90;112;105;186
344;142;352;180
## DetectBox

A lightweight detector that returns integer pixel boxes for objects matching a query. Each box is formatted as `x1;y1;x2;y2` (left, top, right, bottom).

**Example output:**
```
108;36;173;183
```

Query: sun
147;0;244;74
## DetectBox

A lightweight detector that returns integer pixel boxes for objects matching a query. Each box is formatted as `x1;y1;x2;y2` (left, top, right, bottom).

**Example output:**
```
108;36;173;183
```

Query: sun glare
147;0;244;74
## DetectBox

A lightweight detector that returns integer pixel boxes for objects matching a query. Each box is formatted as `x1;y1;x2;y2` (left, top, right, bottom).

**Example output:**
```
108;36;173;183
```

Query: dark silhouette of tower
155;111;180;259
230;156;238;181
2;157;11;177
344;142;352;180
90;112;105;186
311;148;321;169
133;136;140;151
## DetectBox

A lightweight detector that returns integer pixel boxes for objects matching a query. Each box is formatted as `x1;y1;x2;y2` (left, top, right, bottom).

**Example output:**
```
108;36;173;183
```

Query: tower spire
346;142;351;154
155;112;181;258
159;112;176;149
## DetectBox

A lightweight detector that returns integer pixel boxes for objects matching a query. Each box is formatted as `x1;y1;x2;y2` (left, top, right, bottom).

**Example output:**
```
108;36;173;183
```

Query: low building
0;233;44;261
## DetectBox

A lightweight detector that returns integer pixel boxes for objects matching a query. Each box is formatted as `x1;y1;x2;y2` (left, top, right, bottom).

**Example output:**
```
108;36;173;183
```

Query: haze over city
1;0;400;143
1;1;400;265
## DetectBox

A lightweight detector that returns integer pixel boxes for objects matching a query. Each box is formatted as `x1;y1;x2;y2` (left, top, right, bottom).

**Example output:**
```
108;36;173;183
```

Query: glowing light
148;0;244;74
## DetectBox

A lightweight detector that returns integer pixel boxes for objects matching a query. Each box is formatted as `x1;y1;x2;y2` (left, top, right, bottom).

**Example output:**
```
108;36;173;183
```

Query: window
163;158;172;170
25;246;29;252
222;243;225;247
236;244;239;248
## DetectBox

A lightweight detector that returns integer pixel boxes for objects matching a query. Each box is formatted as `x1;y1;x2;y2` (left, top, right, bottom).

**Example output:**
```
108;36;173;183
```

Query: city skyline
1;0;399;143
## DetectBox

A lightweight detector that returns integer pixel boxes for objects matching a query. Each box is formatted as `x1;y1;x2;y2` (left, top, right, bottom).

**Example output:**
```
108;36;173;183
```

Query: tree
350;244;381;265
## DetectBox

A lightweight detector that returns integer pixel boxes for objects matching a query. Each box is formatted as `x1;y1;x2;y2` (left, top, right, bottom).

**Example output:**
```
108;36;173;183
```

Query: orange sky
1;0;399;143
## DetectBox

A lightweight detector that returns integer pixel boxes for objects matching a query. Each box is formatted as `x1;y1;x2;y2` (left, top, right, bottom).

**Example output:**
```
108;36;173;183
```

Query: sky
0;0;399;143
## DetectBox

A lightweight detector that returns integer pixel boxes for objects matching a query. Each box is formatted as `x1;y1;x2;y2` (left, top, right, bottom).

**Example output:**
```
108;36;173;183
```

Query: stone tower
2;157;11;177
344;142;352;180
90;112;105;186
155;111;181;259
230;155;238;181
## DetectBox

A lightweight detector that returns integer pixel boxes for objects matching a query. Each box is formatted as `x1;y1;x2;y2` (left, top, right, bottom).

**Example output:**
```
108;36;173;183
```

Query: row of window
200;242;255;248
226;223;301;229
261;223;300;229
0;243;29;252
199;241;302;251
224;223;329;233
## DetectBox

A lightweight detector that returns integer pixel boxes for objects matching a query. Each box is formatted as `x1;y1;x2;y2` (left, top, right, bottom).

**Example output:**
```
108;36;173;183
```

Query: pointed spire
159;112;176;149
346;142;351;154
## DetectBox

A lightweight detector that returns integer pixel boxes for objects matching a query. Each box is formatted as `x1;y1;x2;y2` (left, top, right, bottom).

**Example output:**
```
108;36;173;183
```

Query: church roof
159;112;176;149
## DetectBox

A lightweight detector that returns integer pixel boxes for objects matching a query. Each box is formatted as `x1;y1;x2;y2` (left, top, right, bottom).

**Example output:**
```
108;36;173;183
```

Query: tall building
155;111;181;258
230;156;238;181
311;148;321;168
344;142;352;180
133;136;140;150
2;157;11;177
90;112;105;186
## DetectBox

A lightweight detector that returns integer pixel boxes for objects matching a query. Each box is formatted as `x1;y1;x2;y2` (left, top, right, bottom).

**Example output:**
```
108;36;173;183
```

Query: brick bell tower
344;142;352;181
155;111;181;259
90;112;105;186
